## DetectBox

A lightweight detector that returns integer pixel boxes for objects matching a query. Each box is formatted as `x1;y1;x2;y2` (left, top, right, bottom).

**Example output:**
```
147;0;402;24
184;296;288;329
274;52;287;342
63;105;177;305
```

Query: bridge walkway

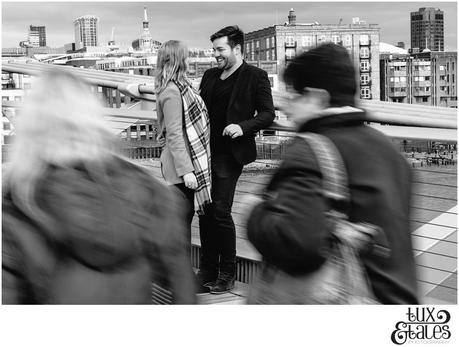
138;158;457;305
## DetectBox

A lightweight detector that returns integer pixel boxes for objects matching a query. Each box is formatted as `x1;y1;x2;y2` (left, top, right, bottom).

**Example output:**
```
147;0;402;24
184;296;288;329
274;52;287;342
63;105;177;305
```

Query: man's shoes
210;274;235;295
195;271;217;294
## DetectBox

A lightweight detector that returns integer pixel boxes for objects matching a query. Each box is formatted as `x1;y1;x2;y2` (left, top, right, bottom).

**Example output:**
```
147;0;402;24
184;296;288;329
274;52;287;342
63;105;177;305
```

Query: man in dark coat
246;43;419;304
198;25;275;294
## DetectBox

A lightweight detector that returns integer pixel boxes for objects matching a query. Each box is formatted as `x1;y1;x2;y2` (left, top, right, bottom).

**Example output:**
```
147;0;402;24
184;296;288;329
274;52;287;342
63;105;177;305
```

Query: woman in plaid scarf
155;40;212;262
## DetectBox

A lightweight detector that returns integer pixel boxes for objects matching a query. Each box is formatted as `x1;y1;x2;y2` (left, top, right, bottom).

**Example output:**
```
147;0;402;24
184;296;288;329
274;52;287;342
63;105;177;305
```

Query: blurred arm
146;181;197;304
247;139;331;274
2;204;30;304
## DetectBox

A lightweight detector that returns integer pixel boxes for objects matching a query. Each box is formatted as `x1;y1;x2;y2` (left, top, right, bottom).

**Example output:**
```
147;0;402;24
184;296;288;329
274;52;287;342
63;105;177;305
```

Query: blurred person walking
245;43;419;304
2;70;196;304
197;26;275;294
155;40;212;265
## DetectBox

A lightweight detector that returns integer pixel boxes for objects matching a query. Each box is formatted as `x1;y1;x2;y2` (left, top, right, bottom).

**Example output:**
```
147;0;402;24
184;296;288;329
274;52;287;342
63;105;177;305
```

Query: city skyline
2;1;457;50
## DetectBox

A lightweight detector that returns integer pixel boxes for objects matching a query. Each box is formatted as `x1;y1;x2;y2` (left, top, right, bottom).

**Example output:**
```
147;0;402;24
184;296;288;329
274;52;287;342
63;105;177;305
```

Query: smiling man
197;25;275;294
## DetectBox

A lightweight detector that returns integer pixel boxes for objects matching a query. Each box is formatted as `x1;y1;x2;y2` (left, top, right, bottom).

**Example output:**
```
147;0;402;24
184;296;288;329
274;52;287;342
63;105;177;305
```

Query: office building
28;25;46;47
410;7;444;51
245;9;381;99
380;50;456;108
74;15;99;50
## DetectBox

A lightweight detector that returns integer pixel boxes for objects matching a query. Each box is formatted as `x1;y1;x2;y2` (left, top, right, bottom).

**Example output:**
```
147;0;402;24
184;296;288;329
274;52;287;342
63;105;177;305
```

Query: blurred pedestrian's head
283;43;357;106
210;25;244;70
6;69;116;213
155;40;189;94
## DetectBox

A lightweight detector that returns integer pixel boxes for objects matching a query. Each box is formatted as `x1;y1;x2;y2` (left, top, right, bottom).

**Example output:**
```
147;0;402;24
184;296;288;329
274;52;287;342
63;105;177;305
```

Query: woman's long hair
154;40;190;94
5;69;119;224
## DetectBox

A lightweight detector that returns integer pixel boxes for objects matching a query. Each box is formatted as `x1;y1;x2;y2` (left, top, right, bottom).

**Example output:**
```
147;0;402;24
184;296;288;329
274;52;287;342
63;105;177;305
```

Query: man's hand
222;124;243;139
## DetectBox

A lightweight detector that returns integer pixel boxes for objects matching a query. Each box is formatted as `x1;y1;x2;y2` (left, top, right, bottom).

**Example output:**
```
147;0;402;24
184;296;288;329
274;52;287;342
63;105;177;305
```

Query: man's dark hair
283;43;357;107
210;25;244;54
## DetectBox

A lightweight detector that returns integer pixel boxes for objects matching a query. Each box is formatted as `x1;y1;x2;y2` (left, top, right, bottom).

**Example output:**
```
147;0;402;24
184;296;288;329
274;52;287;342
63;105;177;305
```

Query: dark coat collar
297;107;367;133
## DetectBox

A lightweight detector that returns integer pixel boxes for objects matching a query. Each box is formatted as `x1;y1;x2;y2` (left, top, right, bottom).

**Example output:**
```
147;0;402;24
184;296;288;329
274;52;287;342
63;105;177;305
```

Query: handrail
2;61;457;139
272;90;457;129
2;61;156;101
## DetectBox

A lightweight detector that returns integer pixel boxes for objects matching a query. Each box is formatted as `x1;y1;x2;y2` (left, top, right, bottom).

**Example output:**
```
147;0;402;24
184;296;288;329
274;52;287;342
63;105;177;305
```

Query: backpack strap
296;133;349;204
297;132;384;252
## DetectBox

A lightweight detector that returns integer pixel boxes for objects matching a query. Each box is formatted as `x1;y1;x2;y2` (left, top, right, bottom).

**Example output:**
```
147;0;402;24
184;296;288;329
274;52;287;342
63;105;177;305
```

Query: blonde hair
5;69;119;221
155;40;190;94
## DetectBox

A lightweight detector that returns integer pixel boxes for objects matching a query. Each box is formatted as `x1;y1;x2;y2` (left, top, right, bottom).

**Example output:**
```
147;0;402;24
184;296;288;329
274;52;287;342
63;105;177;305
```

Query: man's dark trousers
199;153;243;278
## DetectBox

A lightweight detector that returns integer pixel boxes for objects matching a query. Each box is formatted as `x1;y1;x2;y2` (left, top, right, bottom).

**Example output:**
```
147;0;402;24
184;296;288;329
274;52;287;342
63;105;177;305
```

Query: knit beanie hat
283;43;357;107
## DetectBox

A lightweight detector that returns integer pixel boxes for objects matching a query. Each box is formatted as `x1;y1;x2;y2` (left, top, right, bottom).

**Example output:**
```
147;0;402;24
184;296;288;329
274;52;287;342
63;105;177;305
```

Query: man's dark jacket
247;110;419;304
199;61;275;165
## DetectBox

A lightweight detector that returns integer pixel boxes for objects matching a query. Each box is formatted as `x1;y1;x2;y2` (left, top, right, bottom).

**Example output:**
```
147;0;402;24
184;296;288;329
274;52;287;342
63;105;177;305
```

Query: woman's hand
183;172;198;190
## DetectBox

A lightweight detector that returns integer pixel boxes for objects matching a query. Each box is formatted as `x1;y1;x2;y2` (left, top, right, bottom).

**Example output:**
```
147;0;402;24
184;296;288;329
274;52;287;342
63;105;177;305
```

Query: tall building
410;7;444;51
28;25;46;47
139;7;154;52
380;50;456;108
74;15;99;50
245;9;381;100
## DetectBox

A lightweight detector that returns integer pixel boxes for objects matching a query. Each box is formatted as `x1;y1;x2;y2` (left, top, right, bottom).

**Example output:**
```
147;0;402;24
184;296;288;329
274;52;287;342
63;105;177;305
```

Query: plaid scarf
173;79;212;215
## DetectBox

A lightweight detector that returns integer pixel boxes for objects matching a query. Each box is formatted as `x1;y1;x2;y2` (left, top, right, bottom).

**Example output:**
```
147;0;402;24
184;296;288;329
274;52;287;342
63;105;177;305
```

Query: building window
255;40;259;49
344;35;352;47
266;50;270;61
266;37;270;49
302;35;313;47
360;87;371;98
360;60;370;72
272;48;276;60
359;34;370;45
439;65;445;71
400;77;407;82
246;43;250;53
422;97;428;102
285;48;296;59
360;74;370;85
318;35;326;43
286;36;295;46
271;37;275;47
360;47;370;58
332;35;341;44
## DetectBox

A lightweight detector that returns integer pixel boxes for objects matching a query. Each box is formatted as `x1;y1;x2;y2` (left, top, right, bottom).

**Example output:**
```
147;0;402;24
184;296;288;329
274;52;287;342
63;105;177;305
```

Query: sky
1;1;457;50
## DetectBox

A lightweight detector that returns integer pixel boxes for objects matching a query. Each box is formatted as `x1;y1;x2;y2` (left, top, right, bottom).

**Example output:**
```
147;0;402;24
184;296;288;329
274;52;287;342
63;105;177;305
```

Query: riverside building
244;9;381;100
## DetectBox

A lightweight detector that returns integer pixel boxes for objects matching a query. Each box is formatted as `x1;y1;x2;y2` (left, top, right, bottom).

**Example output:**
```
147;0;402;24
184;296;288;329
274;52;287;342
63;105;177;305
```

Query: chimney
288;8;296;25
